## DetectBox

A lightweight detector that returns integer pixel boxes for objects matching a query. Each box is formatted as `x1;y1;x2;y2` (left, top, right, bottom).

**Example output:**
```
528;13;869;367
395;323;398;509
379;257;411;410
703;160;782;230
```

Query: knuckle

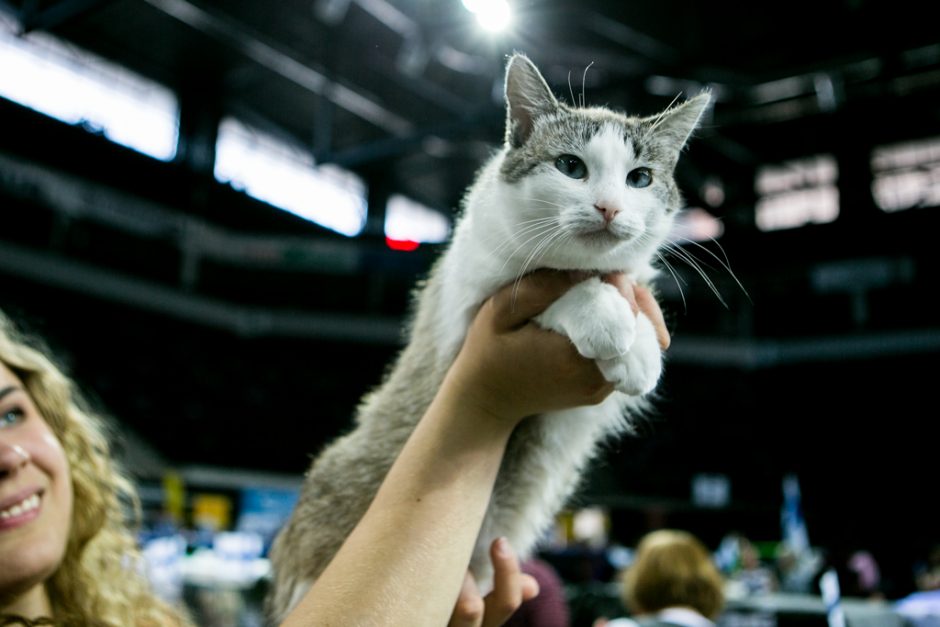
454;596;485;621
494;596;522;616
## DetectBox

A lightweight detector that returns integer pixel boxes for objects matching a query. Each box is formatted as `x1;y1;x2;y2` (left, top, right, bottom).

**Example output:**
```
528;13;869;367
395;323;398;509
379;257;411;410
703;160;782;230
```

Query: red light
385;237;420;251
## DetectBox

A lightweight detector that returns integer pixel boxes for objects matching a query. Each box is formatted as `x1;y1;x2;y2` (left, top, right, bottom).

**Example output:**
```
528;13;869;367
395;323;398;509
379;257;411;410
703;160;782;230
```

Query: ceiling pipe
140;0;413;135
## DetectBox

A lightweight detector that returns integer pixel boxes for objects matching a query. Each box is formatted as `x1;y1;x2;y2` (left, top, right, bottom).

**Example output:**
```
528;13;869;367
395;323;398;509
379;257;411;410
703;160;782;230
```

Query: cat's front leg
534;277;662;397
597;310;662;396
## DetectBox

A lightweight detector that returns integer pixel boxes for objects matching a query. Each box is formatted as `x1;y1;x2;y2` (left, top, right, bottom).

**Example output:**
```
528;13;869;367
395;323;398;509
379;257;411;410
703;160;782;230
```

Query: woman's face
0;362;73;604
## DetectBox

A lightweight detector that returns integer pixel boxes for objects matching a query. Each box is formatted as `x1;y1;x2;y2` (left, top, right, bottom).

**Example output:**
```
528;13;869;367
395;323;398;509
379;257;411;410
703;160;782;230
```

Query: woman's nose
0;442;30;478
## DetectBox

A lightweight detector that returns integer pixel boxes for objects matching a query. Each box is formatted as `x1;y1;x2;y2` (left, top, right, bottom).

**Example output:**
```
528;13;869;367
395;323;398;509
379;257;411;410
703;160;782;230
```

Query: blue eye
627;167;652;188
555;154;587;179
0;407;24;429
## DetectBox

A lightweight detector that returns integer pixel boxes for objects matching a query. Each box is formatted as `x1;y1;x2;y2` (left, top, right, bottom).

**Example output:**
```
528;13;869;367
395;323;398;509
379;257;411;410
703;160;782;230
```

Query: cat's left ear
646;90;712;154
504;53;559;148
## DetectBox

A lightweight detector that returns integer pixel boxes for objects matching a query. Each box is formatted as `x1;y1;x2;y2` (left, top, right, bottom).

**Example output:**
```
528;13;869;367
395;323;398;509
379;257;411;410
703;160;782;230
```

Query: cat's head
493;53;710;274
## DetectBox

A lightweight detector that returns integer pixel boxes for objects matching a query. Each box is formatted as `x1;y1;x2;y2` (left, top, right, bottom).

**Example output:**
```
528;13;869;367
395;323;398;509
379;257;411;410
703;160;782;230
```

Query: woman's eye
555;154;587;179
627;167;652;188
0;407;24;429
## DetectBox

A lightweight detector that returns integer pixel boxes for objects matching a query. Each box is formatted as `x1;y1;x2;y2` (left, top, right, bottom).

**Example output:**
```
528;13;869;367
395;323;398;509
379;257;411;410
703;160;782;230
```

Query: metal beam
0;0;21;24
20;0;114;33
140;0;413;136
0;240;406;344
317;111;497;167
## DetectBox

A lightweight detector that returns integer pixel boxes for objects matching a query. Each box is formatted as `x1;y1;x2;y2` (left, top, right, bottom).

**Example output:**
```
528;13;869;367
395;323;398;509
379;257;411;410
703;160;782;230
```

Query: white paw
534;277;662;396
603;314;662;396
535;278;636;361
568;303;635;361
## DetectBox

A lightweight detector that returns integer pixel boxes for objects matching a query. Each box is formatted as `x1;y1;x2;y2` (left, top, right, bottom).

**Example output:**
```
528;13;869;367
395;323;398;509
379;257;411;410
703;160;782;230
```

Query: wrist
434;367;526;437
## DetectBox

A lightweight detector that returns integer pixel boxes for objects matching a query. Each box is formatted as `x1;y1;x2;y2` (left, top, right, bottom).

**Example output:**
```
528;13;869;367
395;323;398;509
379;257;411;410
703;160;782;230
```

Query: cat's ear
646;90;712;154
504;53;559;148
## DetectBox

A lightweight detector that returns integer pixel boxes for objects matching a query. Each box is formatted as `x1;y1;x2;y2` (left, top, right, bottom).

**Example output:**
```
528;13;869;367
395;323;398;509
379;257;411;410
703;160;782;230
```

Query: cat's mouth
576;226;626;247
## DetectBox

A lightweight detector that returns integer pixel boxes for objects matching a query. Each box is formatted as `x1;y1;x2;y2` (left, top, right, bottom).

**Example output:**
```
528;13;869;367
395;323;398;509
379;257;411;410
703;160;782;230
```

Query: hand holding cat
444;269;669;426
602;274;671;351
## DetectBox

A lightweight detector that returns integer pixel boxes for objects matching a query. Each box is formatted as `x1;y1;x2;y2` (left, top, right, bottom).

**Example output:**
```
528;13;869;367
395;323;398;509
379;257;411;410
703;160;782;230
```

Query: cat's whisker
654;251;688;312
662;243;728;308
567;69;576;107
674;237;752;304
511;227;567;305
522;197;568;210
514;215;563;226
487;220;558;259
648;93;684;132
580;61;594;108
498;222;562;277
517;226;562;278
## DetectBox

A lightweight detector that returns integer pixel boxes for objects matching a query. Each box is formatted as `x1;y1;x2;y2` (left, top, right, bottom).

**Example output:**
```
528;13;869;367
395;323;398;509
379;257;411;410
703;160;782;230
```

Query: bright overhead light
462;0;512;33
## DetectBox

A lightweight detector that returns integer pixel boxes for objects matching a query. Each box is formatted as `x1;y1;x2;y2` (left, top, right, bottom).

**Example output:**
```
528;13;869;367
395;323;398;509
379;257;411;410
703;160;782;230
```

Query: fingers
634;284;671;350
600;272;639;314
602;274;671;350
449;571;485;627
487;270;577;330
482;537;539;627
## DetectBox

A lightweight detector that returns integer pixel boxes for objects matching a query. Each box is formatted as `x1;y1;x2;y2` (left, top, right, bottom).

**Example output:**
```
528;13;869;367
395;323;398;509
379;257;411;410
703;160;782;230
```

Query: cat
265;52;711;622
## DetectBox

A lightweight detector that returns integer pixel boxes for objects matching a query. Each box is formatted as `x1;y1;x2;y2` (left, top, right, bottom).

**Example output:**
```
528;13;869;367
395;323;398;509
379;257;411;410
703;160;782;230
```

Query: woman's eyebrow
0;386;21;402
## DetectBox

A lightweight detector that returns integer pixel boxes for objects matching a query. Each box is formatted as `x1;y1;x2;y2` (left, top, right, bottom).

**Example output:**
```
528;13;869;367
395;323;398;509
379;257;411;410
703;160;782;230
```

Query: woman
2;270;669;626
0;311;193;625
602;530;725;627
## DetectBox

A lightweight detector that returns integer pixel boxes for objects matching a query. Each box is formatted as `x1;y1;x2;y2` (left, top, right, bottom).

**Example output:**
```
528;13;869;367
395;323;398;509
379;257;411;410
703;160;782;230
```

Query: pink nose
594;203;620;223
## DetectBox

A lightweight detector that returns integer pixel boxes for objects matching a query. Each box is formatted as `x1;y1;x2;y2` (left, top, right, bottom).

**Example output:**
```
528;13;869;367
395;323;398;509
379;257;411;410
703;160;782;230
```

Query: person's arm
282;271;669;627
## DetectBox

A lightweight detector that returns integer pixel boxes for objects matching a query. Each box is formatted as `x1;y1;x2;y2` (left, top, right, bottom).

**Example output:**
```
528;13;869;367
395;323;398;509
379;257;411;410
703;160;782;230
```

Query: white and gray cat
266;53;710;622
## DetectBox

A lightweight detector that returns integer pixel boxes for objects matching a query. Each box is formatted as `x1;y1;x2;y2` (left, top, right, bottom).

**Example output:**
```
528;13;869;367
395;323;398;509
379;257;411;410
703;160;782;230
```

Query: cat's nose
594;203;621;223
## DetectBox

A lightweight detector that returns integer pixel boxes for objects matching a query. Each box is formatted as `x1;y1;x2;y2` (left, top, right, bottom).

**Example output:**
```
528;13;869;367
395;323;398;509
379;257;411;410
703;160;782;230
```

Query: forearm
281;376;515;627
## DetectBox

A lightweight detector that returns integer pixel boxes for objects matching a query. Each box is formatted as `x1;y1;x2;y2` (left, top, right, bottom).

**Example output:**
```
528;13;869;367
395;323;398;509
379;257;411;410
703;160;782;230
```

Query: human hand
445;270;615;424
445;270;670;425
601;273;671;350
449;538;539;627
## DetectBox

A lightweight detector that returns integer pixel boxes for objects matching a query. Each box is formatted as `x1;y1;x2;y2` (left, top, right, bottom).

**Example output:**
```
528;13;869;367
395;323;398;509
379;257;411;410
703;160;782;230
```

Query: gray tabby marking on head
501;53;710;219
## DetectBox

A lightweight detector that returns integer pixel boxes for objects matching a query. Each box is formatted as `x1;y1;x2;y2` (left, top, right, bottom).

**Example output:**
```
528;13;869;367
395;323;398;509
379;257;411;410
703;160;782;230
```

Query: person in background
597;529;725;627
915;544;940;592
504;557;572;627
3;270;671;626
728;534;778;596
845;549;884;600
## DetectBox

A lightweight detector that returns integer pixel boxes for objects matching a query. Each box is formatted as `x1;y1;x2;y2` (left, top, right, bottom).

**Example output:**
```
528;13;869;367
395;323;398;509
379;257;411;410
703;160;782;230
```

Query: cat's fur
266;53;710;622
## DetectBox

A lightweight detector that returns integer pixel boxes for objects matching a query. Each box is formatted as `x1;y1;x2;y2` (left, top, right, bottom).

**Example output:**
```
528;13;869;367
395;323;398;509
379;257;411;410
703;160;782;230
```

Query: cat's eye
627;167;652;188
555;154;587;179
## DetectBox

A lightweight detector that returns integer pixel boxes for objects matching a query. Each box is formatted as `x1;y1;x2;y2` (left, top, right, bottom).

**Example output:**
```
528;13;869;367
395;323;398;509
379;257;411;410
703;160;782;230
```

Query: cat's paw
600;313;662;396
535;278;635;362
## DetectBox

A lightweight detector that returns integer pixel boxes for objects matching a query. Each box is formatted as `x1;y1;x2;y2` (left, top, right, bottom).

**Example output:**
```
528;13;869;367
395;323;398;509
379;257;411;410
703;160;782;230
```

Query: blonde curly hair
0;310;193;627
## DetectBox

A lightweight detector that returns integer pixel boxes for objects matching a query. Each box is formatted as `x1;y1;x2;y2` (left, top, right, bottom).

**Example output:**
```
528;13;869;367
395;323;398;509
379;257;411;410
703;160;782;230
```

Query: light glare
462;0;512;33
215;118;367;236
0;20;178;160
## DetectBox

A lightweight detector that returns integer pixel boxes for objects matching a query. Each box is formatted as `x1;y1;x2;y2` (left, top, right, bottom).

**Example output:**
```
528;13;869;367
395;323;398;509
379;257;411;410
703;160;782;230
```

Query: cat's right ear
504;53;559;148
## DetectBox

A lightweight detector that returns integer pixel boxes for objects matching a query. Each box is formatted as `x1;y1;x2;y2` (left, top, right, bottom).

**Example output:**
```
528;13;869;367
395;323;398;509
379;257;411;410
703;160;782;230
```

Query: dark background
1;0;938;600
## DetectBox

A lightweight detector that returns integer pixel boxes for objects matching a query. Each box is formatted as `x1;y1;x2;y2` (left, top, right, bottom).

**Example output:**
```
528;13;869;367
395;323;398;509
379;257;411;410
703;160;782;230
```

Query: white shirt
605;607;716;627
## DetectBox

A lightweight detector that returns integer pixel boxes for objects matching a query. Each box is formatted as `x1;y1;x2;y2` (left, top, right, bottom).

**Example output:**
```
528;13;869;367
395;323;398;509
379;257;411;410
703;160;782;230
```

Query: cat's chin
575;228;630;249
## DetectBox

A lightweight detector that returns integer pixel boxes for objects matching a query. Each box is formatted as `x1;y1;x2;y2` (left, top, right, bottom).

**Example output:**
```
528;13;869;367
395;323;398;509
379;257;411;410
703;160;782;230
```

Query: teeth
0;494;40;519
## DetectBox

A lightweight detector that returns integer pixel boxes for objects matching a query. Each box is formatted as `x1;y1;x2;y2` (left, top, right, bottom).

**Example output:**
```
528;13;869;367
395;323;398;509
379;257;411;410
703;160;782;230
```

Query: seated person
600;529;725;627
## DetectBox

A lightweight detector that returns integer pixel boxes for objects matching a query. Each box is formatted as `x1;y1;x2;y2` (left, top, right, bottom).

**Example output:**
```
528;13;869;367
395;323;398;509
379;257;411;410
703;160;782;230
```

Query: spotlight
461;0;512;33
